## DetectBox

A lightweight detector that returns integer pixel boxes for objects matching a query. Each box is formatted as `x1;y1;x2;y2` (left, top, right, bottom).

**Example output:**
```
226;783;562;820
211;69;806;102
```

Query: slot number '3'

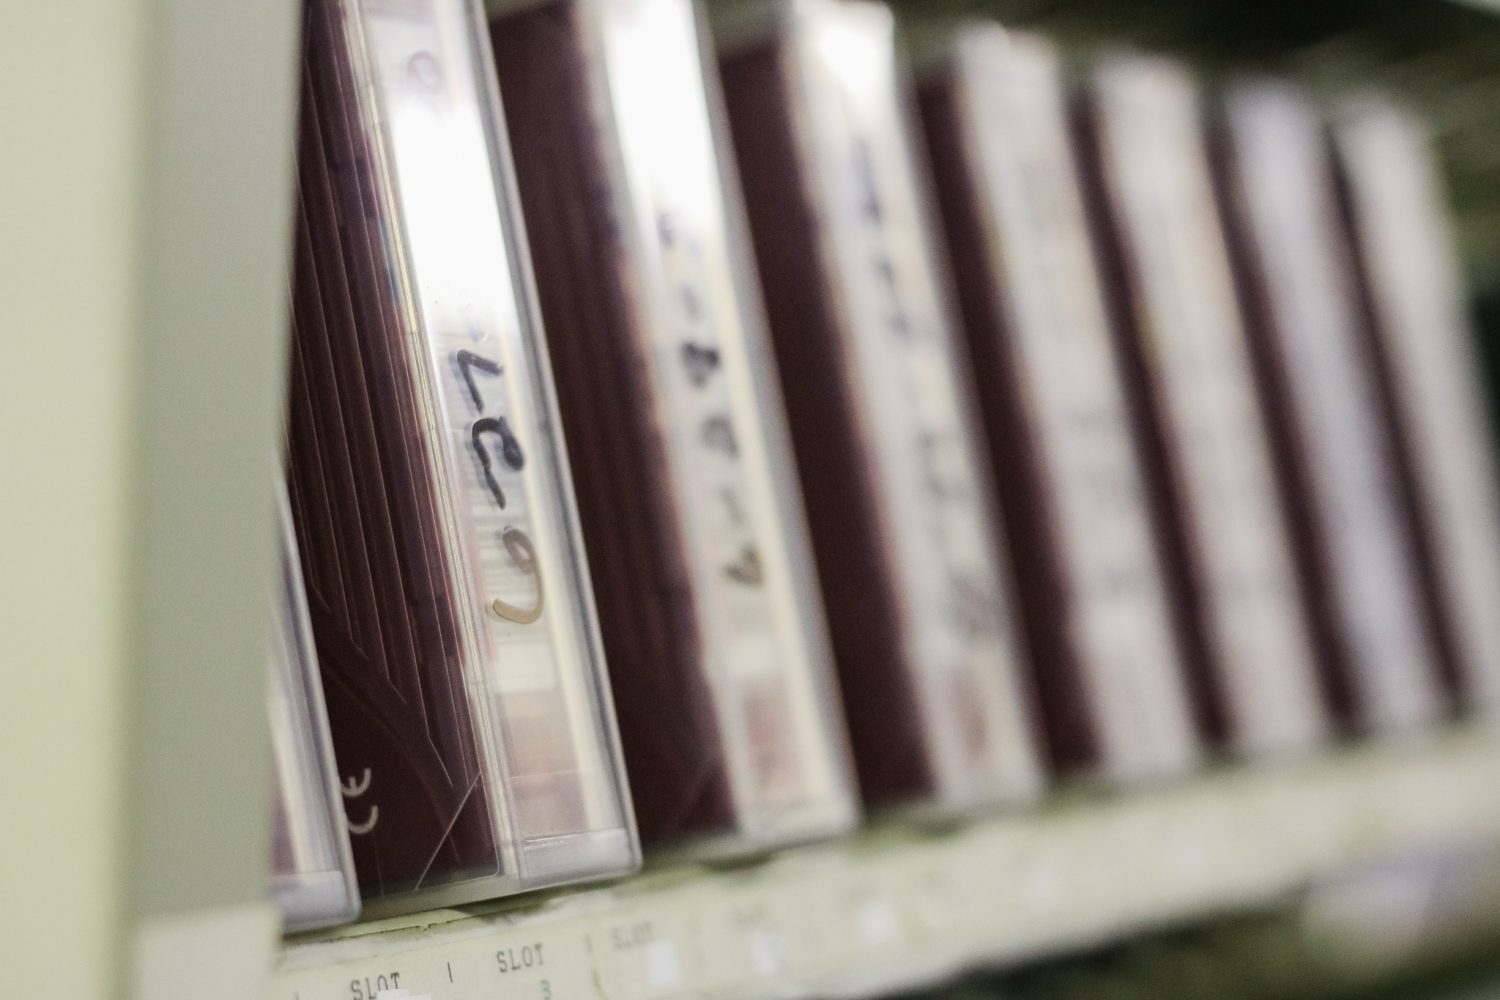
455;349;544;625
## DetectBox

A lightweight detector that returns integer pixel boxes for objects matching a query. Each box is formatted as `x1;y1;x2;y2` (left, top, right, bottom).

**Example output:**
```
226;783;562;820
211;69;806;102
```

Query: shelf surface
276;727;1500;1000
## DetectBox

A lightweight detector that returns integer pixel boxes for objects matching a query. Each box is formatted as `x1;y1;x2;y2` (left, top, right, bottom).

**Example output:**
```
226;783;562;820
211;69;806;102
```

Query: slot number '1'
455;349;544;625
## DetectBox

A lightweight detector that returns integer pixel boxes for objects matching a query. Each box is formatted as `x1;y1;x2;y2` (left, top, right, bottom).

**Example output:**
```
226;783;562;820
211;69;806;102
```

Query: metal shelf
276;726;1500;1000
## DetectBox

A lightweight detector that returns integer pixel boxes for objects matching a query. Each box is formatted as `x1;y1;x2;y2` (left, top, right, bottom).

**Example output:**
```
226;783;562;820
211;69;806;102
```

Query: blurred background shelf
276;725;1500;1000
884;0;1500;312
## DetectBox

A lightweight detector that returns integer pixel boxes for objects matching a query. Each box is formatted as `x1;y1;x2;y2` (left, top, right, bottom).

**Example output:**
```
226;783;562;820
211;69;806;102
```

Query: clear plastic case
269;491;360;933
1332;97;1500;717
717;0;1044;813
283;0;637;914
1070;54;1330;758
488;0;859;853
915;27;1201;783
1211;81;1447;735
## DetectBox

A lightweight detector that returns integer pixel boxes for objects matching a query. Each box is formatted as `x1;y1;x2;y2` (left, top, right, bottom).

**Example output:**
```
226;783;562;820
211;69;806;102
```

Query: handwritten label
1336;100;1500;712
599;0;850;822
797;3;1039;800
1227;85;1444;730
360;0;626;842
1092;56;1326;754
958;33;1196;777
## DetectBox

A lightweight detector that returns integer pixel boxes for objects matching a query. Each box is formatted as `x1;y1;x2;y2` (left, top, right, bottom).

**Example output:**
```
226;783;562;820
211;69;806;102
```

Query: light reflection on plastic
387;93;514;339
808;0;890;115
607;0;716;235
